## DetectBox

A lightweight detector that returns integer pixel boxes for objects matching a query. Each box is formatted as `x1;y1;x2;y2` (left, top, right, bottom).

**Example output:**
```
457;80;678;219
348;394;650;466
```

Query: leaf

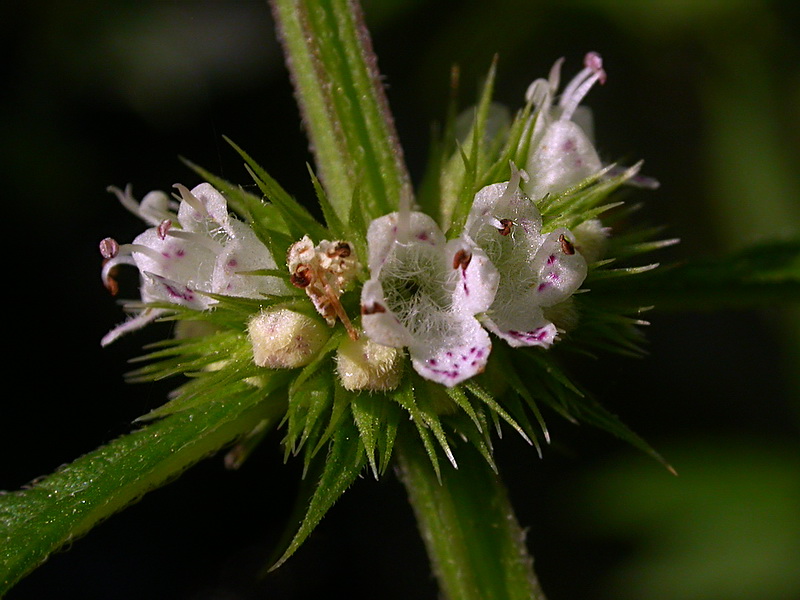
269;417;366;570
226;138;330;242
0;388;284;595
591;240;800;311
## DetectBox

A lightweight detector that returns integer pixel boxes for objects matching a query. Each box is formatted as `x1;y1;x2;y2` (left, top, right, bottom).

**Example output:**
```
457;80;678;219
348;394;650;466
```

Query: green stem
269;0;412;222
396;433;547;600
0;394;283;595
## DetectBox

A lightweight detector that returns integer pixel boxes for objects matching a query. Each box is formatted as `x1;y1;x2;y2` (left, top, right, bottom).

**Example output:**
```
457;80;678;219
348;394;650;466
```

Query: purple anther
157;219;172;240
99;237;119;259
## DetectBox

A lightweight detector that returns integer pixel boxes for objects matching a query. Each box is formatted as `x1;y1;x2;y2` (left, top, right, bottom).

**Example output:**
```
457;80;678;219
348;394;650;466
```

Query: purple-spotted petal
525;120;602;200
366;211;445;274
531;228;587;307
142;272;211;310
411;322;492;387
482;314;558;349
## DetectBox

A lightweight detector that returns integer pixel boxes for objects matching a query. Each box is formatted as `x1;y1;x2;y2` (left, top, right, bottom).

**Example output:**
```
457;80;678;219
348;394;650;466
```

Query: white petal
530;228;588;306
366;211;445;274
360;279;414;348
176;183;232;236
101;307;166;347
446;238;498;316
131;228;218;296
524;120;602;200
211;220;284;297
141;272;212;310
410;321;492;387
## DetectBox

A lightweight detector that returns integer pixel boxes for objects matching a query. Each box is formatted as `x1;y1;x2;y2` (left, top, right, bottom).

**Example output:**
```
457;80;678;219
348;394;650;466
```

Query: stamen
361;302;386;315
107;184;141;218
497;219;514;236
290;264;313;289
452;249;472;271
558;52;606;121
172;184;207;219
559;234;576;255
123;243;169;263
99;237;119;259
157;219;172;240
498;162;523;207
167;229;224;253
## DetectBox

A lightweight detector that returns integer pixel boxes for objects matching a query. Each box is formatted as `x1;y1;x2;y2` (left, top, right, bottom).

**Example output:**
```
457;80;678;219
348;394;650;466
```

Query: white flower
360;211;498;386
523;51;607;200
100;183;283;346
464;167;588;348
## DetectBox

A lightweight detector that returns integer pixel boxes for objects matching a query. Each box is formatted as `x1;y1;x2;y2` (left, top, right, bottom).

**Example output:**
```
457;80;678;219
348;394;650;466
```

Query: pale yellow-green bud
248;309;329;369
336;336;404;392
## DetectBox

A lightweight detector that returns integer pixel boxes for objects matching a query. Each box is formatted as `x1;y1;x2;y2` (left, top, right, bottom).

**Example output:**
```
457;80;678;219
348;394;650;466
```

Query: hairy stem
396;433;547;600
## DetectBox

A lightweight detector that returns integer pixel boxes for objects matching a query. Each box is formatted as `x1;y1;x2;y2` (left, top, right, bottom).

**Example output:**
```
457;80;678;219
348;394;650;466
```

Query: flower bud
336;336;404;392
248;309;328;369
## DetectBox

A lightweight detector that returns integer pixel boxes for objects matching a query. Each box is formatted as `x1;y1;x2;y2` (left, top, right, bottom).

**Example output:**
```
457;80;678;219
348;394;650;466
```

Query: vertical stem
396;433;547;600
269;0;412;221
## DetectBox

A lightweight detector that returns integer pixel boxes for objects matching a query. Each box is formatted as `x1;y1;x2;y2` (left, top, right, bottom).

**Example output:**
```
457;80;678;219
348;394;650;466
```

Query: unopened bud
336;336;404;392
248;309;329;369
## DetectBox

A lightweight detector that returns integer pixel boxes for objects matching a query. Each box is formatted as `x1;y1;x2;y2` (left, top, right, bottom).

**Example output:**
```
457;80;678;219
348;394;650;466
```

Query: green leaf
284;369;335;458
270;417;366;570
269;0;412;222
594;240;800;311
0;388;284;595
226;137;330;242
350;393;384;478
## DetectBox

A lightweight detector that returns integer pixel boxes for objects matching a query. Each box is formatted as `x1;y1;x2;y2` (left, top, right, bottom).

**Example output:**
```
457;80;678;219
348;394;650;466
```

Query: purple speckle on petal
429;358;438;366
547;271;560;282
417;232;429;241
446;351;453;357
176;249;185;258
547;254;557;265
537;282;550;292
227;258;238;268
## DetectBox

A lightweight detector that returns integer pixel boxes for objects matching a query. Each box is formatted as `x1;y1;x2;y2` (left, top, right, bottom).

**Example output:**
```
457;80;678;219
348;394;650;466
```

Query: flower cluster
99;51;668;563
101;51;666;476
101;52;626;389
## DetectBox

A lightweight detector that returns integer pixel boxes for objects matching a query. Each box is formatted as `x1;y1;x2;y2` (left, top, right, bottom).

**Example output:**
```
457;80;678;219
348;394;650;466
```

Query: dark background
2;1;799;599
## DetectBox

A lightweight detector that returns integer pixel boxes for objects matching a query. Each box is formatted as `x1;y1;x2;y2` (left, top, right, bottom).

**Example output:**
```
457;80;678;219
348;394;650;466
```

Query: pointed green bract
270;418;367;570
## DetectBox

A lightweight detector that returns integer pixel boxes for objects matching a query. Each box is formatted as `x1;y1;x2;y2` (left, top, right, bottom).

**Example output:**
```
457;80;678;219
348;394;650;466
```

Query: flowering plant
2;2;798;598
